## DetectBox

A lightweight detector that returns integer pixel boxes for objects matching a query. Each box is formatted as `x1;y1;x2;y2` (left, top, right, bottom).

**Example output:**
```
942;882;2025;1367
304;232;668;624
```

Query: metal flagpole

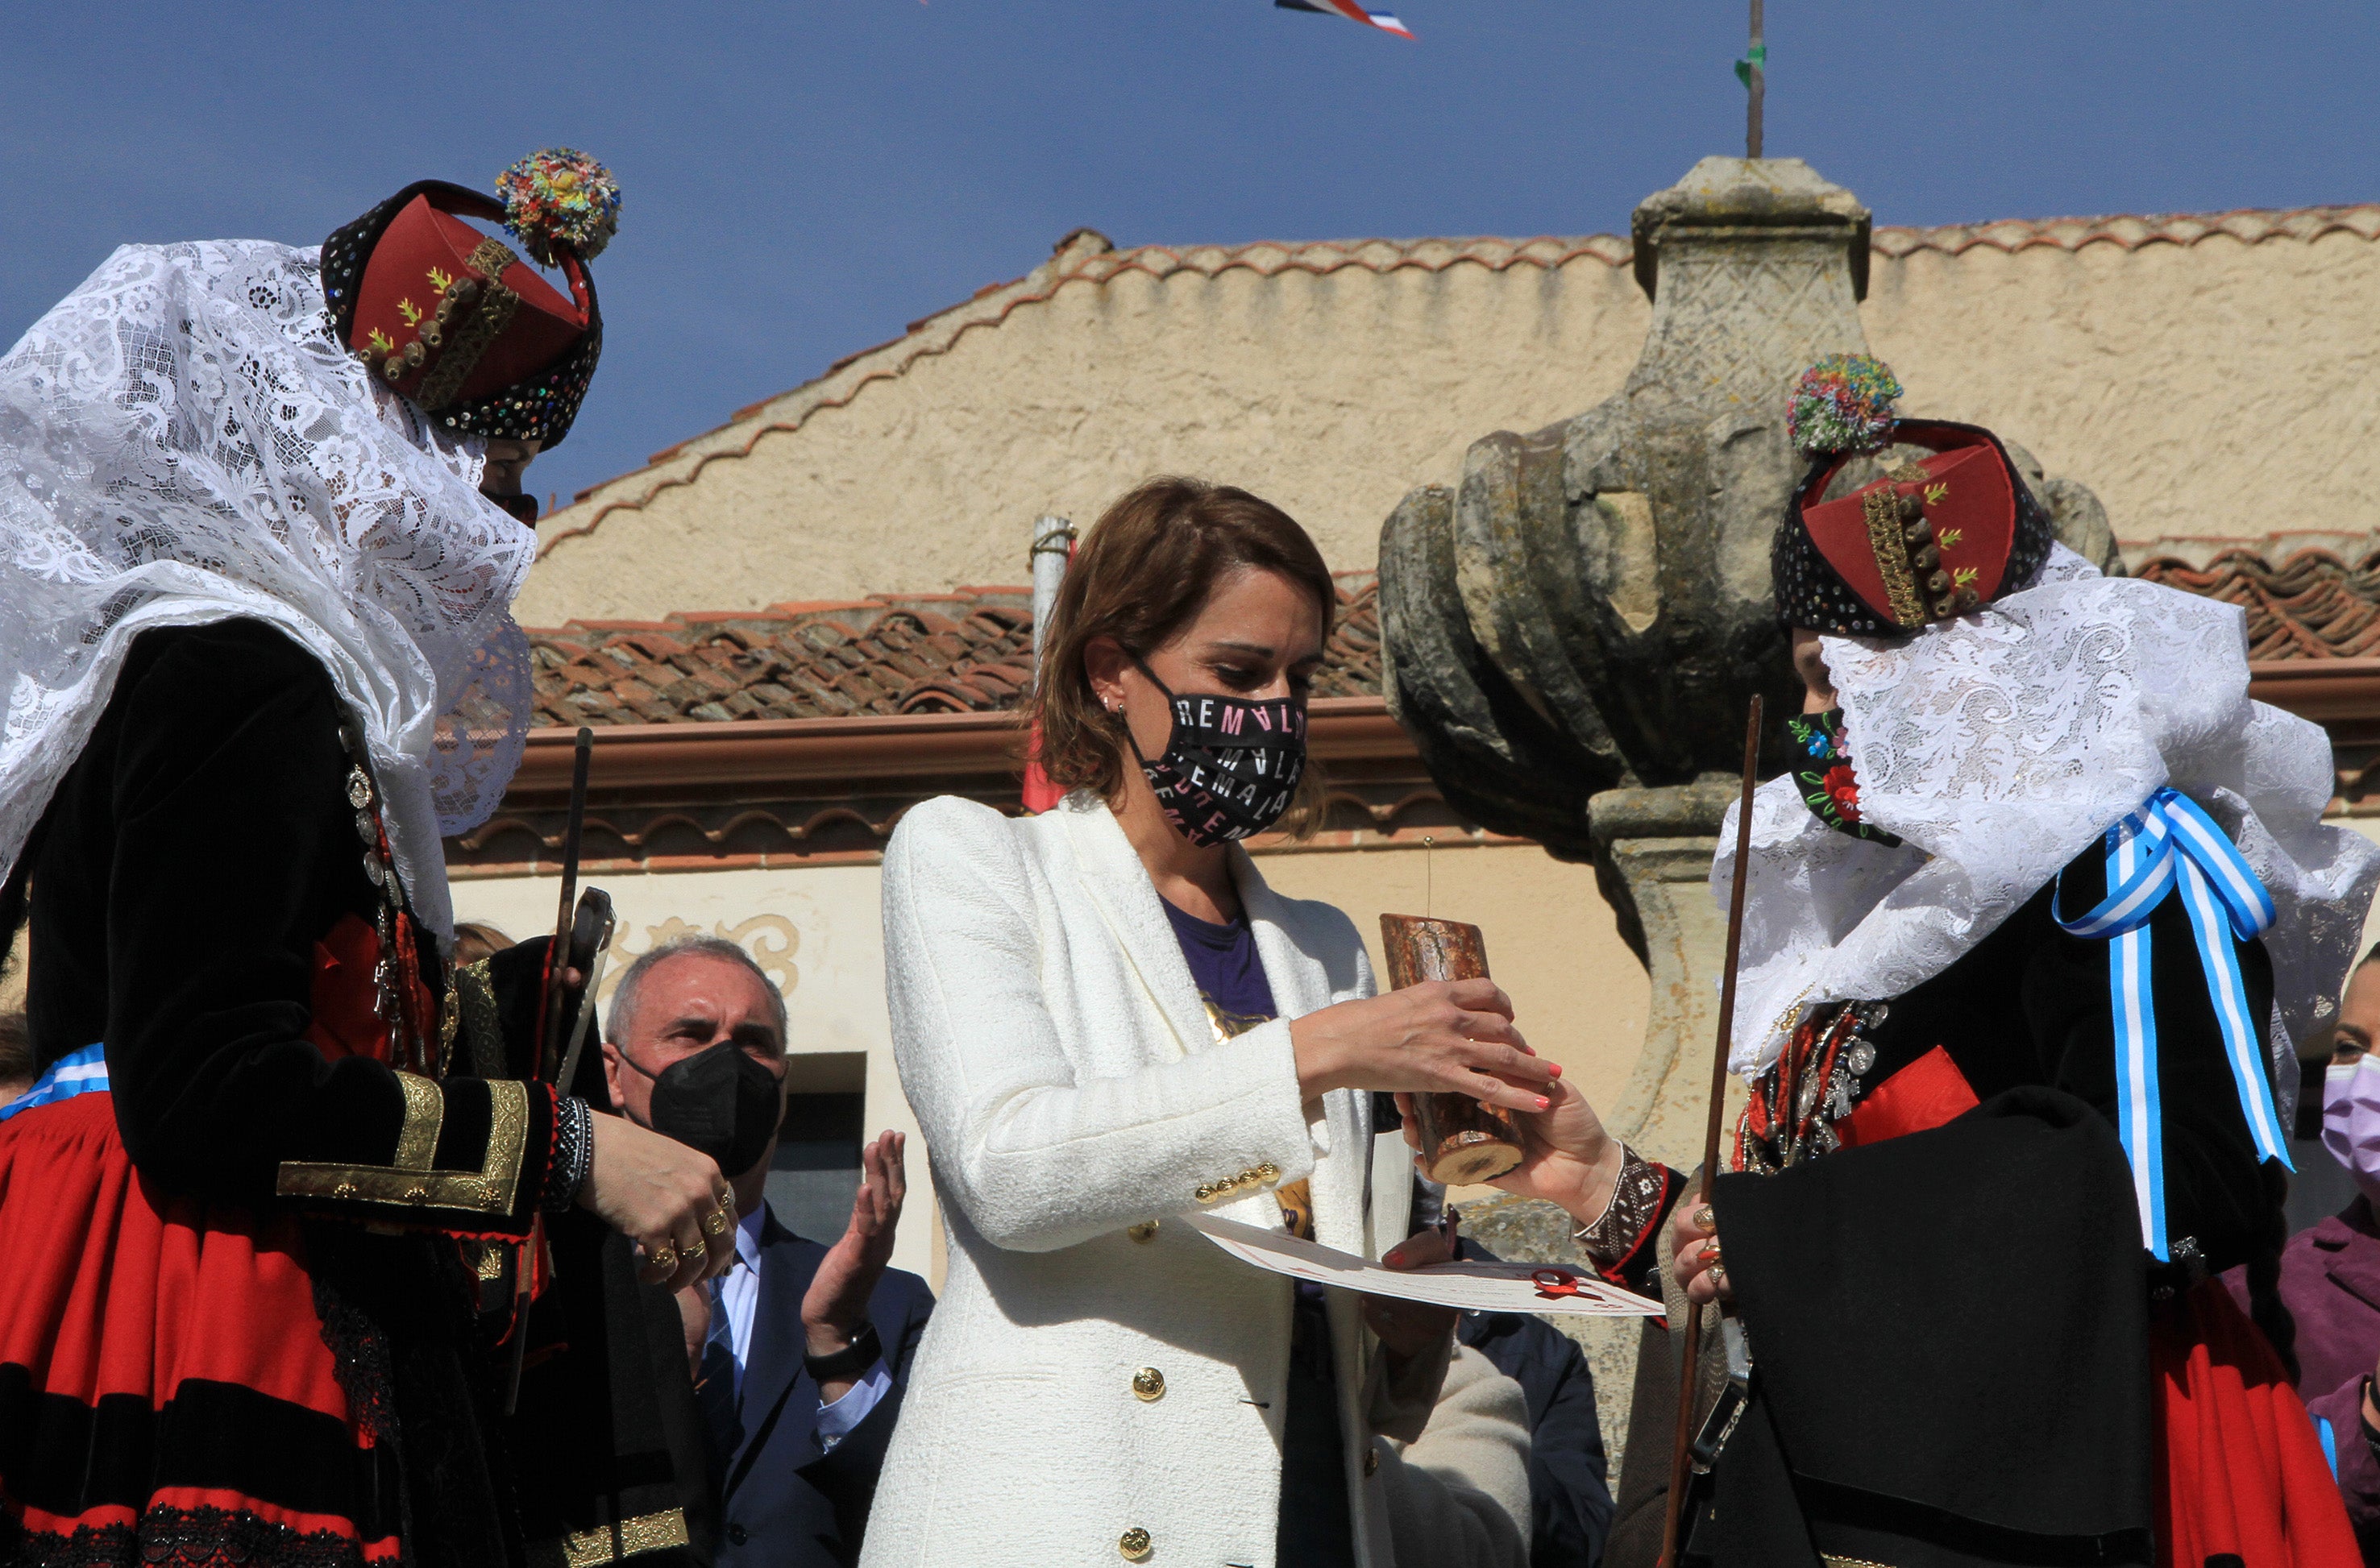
1747;0;1766;158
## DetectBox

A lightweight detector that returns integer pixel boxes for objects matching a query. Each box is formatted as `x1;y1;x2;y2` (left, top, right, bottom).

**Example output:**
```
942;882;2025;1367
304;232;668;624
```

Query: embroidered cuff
542;1094;593;1213
276;1072;557;1238
1574;1146;1679;1297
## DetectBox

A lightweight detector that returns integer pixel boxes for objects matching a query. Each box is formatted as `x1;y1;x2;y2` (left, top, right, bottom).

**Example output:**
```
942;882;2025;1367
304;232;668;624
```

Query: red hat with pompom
321;148;620;448
1772;355;2055;635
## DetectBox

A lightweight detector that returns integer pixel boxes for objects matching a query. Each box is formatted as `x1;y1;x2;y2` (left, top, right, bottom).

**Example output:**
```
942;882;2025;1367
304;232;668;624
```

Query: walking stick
537;728;595;1080
506;727;595;1416
1657;694;1763;1568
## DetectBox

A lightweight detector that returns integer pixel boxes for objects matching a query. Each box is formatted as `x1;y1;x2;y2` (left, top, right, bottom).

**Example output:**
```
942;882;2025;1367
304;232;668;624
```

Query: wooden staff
1658;694;1763;1568
537;727;594;1081
509;726;593;1416
1379;915;1524;1186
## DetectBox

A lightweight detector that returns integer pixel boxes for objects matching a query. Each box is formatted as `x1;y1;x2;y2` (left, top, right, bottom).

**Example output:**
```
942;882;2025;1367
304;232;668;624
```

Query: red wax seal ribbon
1532;1267;1589;1300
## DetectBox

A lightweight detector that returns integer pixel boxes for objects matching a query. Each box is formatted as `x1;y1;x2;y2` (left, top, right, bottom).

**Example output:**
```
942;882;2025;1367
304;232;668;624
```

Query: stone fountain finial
1379;159;1869;874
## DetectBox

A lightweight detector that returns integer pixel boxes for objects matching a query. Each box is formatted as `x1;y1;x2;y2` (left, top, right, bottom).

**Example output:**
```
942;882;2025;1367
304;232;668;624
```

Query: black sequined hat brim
320;180;603;450
1772;420;2056;637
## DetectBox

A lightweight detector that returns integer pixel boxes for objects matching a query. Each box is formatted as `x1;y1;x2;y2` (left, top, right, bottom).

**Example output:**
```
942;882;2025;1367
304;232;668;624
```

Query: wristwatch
804;1319;883;1383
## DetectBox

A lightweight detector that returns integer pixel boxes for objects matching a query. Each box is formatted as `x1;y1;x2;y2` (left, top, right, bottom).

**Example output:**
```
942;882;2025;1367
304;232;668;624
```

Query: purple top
1161;897;1278;1040
2224;1197;2380;1558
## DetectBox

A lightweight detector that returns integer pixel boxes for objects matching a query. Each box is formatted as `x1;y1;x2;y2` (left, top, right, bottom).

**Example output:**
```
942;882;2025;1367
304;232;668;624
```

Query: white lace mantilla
1716;545;2380;1091
0;240;538;948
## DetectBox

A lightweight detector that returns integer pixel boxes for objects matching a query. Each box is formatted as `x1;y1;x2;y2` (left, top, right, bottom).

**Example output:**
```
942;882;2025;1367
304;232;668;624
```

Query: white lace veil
1716;545;2380;1093
0;239;539;949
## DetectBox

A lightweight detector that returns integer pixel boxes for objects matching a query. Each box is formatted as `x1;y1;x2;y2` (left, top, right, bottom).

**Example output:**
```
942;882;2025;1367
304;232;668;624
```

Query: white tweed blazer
862;792;1426;1568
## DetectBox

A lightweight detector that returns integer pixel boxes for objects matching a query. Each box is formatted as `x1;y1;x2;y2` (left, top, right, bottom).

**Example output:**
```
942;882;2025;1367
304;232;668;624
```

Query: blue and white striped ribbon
2054;786;2290;1260
0;1042;108;1122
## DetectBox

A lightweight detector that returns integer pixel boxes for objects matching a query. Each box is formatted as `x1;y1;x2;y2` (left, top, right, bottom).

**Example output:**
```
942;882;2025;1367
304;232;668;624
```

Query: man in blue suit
601;936;934;1568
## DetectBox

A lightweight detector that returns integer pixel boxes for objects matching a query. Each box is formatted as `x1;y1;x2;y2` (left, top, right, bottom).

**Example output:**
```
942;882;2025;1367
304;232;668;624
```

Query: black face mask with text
1127;657;1308;848
621;1039;784;1178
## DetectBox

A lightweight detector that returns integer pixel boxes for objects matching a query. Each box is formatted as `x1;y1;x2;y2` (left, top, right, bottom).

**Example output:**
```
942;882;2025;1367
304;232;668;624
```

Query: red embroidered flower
1822;765;1863;821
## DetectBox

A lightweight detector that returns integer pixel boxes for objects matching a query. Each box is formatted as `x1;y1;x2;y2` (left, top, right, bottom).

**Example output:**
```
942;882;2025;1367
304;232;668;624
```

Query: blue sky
6;2;2375;506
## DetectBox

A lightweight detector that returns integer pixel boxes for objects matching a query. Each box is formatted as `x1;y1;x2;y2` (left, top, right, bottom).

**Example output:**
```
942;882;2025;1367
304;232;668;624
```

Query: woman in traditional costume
0;152;733;1568
1495;358;2378;1566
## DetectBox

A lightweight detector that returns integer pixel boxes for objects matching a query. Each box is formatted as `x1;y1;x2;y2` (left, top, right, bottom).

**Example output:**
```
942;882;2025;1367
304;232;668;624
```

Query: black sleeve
1462;1316;1615;1568
2024;883;2275;1274
94;621;553;1235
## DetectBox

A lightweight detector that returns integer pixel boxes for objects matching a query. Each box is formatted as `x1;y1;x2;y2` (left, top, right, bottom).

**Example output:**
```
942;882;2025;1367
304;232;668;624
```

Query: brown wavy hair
1030;478;1335;815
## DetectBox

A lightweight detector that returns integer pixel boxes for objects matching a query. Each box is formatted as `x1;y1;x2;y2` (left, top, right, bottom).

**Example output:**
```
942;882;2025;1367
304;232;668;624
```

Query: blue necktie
697;1274;741;1471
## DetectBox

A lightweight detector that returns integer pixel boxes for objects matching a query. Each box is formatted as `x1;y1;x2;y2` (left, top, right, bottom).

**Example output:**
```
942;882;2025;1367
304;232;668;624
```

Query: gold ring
650;1244;677;1271
1703;1238;1722;1266
683;1237;707;1259
702;1209;732;1237
1693;1205;1715;1232
1708;1263;1728;1293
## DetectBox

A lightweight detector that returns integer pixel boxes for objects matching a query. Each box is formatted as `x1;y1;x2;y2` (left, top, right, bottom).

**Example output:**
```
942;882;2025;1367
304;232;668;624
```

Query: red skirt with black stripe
0;1091;399;1568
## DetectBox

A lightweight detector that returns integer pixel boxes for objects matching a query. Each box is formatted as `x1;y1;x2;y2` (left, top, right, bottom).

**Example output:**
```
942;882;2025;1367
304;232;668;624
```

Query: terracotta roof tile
2136;548;2380;661
522;554;2378;734
525;576;1385;724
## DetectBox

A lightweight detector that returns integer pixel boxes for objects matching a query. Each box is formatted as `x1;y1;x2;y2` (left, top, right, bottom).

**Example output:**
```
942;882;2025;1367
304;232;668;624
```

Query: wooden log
1377;915;1524;1185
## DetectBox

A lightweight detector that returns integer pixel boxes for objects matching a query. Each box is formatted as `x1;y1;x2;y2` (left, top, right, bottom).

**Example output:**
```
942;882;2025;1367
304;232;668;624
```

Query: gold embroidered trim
393;1070;443;1170
413;237;522;411
529;1509;690;1568
1822;1558;1897;1568
276;1077;532;1217
1859;485;1927;629
451;957;506;1079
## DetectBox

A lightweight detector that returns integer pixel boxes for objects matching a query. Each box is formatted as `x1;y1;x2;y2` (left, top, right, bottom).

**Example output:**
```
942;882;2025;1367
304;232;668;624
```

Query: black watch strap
804;1318;883;1384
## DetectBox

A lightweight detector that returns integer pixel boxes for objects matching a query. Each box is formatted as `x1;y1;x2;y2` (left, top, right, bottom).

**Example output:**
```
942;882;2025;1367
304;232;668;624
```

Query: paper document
1186;1214;1664;1317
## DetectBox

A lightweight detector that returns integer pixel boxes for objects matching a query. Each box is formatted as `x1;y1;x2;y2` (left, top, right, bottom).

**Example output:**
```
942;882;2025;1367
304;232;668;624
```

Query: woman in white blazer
865;479;1564;1568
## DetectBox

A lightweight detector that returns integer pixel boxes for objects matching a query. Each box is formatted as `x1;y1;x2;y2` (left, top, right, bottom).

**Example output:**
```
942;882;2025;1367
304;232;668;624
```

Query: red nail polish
1547;1063;1563;1078
1536;1096;1551;1110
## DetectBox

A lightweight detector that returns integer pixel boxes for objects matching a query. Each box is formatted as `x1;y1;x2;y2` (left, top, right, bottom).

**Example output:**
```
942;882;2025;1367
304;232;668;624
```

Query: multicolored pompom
495;147;621;267
1786;354;1904;456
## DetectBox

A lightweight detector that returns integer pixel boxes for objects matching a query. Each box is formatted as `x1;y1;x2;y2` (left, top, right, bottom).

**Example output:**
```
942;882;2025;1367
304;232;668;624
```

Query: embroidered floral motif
1784;708;1903;846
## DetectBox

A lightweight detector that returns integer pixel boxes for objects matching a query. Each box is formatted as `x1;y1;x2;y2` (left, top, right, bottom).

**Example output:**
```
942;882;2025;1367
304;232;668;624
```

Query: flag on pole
1275;0;1414;40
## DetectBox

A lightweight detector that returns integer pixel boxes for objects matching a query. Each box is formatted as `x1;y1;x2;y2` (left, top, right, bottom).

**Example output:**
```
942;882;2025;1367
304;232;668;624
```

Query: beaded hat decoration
1768;355;2052;635
321;149;619;449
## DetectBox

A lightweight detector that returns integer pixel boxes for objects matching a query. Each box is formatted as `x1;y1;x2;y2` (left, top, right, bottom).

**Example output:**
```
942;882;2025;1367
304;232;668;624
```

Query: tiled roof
527;575;1383;726
543;200;2380;559
2136;548;2380;661
1871;203;2380;260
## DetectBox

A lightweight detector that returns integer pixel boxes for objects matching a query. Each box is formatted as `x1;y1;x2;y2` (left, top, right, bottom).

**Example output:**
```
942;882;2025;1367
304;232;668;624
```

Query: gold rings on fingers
683;1237;708;1260
1707;1262;1728;1293
702;1208;733;1238
1702;1237;1722;1266
650;1244;678;1272
1692;1205;1716;1232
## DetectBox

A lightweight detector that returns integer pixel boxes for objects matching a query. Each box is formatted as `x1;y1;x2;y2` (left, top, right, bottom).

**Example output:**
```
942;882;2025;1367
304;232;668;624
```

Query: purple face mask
2321;1056;2380;1205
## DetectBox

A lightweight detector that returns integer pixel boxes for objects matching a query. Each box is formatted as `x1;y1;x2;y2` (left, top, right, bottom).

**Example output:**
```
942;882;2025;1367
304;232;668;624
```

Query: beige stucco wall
1867;229;2380;554
519;249;1651;624
451;836;1645;1290
521;217;2380;627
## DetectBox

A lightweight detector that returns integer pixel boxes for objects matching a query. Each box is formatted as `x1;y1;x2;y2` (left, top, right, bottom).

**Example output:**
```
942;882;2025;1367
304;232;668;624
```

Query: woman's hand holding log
1395;1076;1624;1216
1289;978;1554;1113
